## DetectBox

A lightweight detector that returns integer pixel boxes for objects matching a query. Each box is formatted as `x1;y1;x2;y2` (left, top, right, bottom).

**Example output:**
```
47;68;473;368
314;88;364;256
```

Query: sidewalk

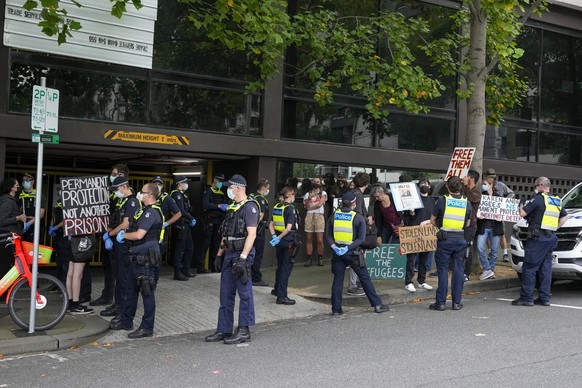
0;261;520;356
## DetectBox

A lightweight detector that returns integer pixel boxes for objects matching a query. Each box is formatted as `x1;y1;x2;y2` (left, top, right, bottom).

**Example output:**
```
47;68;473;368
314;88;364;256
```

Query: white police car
510;182;582;281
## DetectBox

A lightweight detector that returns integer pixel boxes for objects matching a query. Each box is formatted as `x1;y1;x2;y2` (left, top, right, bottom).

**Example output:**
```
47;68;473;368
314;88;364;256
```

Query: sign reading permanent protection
365;244;406;280
445;147;475;180
4;0;158;69
61;176;110;236
477;195;521;223
399;224;438;254
104;130;190;146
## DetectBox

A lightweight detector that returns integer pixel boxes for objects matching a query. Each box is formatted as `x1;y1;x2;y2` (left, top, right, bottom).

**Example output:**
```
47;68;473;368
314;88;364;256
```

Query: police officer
151;176;182;257
114;183;164;338
512;177;568;306
91;164;129;307
429;176;471;311
326;191;389;315
205;174;258;345
103;176;140;320
18;173;46;243
249;179;270;286
268;185;298;305
170;176;196;280
199;173;228;273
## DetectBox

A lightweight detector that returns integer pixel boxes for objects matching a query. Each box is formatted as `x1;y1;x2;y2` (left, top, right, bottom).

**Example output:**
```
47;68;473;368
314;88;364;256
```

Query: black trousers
251;233;266;282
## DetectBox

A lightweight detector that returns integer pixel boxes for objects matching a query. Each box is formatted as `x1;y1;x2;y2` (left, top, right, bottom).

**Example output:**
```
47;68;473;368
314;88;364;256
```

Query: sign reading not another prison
61;176;110;236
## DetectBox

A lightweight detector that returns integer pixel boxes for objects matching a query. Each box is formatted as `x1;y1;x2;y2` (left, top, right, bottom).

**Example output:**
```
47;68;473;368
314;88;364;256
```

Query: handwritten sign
445;147;475;180
365;244;406;279
399;224;438;254
61;176;110;236
477;195;521;222
389;182;423;211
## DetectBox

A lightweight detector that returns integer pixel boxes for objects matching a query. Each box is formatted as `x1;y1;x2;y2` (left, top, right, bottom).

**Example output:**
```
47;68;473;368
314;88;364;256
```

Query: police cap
22;172;34;181
223;174;247;187
173;175;189;186
151;176;164;184
342;191;357;203
109;176;129;191
213;173;225;181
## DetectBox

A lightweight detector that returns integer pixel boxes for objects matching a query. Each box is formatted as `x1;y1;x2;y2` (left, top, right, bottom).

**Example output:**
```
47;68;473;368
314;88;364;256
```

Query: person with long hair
0;178;27;278
303;177;327;266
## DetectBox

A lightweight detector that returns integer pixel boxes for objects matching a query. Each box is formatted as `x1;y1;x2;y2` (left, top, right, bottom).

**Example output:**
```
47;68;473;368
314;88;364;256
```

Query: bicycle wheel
8;274;69;331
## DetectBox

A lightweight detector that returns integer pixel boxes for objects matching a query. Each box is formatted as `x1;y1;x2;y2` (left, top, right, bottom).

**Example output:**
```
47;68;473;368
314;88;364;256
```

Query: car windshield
562;184;582;209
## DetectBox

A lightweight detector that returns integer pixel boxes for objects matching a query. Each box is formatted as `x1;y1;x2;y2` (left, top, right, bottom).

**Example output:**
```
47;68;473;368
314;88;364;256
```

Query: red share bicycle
0;232;68;330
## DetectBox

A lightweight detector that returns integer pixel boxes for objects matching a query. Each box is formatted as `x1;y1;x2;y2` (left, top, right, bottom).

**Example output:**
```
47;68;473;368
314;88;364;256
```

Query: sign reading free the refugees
61;175;110;236
445;147;475;180
399;224;438;254
477;195;521;223
365;244;406;280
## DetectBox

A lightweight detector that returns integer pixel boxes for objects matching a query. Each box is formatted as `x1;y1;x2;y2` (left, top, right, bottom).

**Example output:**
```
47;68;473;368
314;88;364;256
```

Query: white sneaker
479;270;495;280
418;282;433;290
405;283;416;292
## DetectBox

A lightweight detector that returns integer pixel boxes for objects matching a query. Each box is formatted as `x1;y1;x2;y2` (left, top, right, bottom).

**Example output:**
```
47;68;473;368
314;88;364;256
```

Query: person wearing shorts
303;177;327;266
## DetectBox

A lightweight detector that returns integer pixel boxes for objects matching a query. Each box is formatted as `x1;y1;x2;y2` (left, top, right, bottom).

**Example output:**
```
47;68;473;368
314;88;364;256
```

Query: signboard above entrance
3;0;158;69
104;129;190;146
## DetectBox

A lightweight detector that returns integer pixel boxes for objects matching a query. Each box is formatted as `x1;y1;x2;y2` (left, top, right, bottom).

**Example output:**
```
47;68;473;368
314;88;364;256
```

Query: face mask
227;188;235;200
136;192;144;202
534;189;539;194
482;184;489;192
182;183;189;191
22;181;32;190
114;190;124;199
419;186;430;194
216;182;223;189
156;184;163;192
110;175;116;183
264;189;270;196
312;183;320;189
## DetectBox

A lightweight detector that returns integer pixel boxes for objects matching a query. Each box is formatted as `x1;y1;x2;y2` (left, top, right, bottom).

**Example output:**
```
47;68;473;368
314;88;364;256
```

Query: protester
303;177;327;267
0;178;26;278
477;175;503;280
461;170;482;282
370;185;402;245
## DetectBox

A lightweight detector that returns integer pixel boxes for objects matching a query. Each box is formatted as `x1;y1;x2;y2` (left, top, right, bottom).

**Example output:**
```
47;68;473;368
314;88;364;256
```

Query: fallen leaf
0;353;3;359
69;345;79;350
474;333;486;337
166;355;173;359
102;343;112;347
90;341;99;347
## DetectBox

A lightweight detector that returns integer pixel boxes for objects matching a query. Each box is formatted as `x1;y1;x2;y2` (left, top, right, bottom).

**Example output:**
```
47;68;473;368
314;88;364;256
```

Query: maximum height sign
31;85;59;133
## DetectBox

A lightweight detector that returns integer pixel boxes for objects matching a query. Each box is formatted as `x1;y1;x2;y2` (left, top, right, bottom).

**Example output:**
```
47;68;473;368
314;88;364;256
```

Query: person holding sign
371;185;402;245
461;170;482;283
512;177;568;307
476;175;504;281
484;168;515;262
326;191;389;315
429;176;471;311
303;177;327;267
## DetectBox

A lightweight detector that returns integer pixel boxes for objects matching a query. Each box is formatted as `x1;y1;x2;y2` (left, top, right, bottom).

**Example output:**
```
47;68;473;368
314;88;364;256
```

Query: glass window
538;131;582;166
149;82;261;135
484;123;536;163
10;64;146;123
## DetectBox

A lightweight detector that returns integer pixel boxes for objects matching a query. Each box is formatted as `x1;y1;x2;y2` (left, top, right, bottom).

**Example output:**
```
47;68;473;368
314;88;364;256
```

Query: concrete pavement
0;261;520;355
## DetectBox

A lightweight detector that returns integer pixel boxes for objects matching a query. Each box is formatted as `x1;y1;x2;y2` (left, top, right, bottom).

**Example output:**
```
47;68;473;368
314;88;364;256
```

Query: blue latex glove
116;230;126;243
48;225;59;237
337;246;349;256
104;238;114;250
163;221;169;229
269;236;281;246
190;218;197;227
332;246;341;256
103;232;111;241
67;235;71;241
22;222;30;234
218;204;228;212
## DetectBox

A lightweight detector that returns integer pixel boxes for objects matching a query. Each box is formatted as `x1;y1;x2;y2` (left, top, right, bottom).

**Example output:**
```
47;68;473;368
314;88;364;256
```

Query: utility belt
257;220;267;236
129;248;161;266
352;247;366;268
436;230;464;240
528;229;555;239
225;237;246;252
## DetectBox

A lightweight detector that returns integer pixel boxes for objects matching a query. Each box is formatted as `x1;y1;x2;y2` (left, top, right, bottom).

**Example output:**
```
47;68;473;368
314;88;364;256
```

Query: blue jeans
477;229;500;271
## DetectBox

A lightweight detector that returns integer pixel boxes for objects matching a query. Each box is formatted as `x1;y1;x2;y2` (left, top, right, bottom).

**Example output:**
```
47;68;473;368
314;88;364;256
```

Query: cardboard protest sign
389;182;423;211
399;224;438;254
477;195;521;223
445;147;475;180
365;244;406;279
61;175;110;236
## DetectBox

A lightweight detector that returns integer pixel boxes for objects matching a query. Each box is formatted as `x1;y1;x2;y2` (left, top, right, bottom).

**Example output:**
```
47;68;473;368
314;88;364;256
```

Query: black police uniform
171;188;195;278
156;191;180;256
200;185;228;272
515;192;567;305
249;192;269;284
271;201;298;302
117;204;163;335
18;189;46;243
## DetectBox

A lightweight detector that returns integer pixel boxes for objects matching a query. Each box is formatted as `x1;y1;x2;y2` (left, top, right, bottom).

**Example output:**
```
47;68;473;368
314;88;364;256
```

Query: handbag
360;223;378;250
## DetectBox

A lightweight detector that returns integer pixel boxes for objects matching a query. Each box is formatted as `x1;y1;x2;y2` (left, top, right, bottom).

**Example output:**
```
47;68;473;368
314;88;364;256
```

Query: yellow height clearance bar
104;130;190;146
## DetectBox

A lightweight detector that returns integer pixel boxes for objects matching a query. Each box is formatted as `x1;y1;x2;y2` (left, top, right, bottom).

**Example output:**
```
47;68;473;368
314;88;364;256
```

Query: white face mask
136;192;144;202
534;189;539;194
114;190;124;199
156;184;163;192
22;181;32;190
182;183;188;191
264;189;270;197
482;184;489;192
227;188;235;200
110;175;117;183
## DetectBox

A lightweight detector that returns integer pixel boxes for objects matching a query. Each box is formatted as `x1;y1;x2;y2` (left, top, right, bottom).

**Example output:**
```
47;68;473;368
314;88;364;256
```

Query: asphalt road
1;282;582;388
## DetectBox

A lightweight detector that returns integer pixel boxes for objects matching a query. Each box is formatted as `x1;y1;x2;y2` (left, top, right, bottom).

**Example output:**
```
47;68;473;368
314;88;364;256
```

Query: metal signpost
29;78;59;333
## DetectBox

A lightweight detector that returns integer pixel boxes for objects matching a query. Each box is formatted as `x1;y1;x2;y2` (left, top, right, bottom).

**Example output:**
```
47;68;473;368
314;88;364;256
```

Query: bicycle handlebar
0;232;16;244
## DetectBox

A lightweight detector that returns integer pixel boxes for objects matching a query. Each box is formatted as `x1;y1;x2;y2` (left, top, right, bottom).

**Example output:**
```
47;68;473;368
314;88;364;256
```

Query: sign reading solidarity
61;176;110;236
365;244;406;279
477;195;521;223
445;147;475;180
399;224;438;254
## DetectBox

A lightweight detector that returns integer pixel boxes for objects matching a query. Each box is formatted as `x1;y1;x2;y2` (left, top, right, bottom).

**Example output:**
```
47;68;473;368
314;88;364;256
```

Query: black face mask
419;186;430;194
312;183;320;189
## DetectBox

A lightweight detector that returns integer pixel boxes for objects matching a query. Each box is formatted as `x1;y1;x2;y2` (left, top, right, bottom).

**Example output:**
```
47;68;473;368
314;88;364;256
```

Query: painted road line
496;298;582;310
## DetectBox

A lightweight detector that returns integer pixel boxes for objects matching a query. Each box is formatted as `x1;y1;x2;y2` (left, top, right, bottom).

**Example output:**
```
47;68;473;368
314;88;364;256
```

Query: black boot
318;256;324;266
174;270;188;281
223;326;251;344
304;256;312;267
205;332;232;342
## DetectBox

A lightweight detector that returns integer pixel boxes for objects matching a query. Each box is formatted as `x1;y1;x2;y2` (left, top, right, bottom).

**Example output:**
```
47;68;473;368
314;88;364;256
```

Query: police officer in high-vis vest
268;185;298;305
18;173;46;243
151;176;182;257
205;175;258;345
115;183;164;339
512;177;568;307
170;176;196;281
429;176;472;311
249;179;270;286
326;191;389;315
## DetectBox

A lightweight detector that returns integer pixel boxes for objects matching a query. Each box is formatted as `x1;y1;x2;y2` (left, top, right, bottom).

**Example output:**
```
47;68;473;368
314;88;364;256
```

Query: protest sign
365;244;406;279
389;182;423;211
477;195;521;222
445;147;475;179
399;224;438;254
61;175;110;236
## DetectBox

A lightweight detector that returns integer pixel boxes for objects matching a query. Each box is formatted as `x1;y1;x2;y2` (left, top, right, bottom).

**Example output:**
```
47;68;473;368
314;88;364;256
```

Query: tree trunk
465;1;488;179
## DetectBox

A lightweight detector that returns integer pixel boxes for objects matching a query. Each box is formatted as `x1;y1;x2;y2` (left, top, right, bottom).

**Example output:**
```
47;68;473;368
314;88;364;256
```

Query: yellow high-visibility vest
541;192;561;231
272;203;289;232
333;210;356;245
441;195;467;231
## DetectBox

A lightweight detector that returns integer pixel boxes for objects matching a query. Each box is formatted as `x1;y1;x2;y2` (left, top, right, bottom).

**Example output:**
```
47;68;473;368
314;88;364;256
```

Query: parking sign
31;85;59;133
